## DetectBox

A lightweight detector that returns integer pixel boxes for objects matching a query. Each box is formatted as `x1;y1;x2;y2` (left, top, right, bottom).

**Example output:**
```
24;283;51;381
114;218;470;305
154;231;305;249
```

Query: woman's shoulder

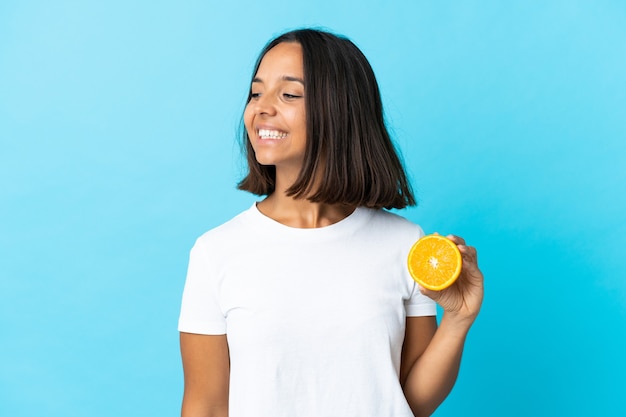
360;208;425;240
367;208;423;228
194;204;258;245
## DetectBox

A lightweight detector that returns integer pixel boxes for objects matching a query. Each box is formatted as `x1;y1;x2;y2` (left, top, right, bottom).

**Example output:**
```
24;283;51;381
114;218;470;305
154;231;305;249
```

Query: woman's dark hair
237;28;416;210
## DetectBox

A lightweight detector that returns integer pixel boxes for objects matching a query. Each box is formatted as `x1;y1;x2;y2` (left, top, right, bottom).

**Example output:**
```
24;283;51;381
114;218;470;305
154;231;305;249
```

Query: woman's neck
257;193;355;229
257;164;354;228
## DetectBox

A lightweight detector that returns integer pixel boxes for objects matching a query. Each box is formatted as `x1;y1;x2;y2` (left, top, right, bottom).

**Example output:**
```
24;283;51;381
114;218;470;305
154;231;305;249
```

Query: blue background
1;1;625;416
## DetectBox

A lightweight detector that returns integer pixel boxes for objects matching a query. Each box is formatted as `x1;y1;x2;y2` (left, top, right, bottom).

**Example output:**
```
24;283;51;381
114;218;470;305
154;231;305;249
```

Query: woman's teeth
258;129;287;139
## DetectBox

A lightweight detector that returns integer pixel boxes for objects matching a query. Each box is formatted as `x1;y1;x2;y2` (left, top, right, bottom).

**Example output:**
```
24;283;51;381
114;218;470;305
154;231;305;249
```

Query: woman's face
244;42;307;172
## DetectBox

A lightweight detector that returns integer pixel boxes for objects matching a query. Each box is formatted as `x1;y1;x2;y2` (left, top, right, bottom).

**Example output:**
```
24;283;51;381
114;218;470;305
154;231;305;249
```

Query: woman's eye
283;93;302;99
250;92;261;99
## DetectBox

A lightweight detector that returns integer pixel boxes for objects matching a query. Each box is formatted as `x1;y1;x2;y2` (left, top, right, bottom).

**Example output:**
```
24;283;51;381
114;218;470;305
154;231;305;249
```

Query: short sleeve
402;223;437;317
404;283;437;317
178;239;227;334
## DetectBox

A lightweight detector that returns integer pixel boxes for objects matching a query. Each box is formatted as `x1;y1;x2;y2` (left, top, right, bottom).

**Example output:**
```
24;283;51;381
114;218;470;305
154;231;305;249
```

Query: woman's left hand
419;234;484;325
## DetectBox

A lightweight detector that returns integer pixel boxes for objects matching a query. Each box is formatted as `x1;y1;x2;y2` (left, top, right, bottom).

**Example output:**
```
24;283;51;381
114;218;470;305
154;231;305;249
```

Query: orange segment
407;234;462;291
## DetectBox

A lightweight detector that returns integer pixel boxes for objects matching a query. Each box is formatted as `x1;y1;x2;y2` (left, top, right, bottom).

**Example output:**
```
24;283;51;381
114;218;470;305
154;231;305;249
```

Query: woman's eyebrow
252;76;305;85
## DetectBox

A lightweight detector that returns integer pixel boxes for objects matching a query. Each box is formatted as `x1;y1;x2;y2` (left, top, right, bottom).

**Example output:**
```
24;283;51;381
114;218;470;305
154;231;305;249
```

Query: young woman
178;29;483;417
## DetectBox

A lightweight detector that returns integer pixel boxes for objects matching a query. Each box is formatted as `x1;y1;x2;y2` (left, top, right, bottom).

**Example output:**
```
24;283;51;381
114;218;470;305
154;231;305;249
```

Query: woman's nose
253;94;277;116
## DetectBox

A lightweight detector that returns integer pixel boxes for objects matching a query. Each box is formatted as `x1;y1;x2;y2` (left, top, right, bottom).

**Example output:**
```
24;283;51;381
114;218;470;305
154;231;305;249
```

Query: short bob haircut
237;28;416;210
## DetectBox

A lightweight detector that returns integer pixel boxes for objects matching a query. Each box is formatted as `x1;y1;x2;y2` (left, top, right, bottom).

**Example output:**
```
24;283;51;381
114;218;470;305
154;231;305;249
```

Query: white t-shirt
179;204;436;417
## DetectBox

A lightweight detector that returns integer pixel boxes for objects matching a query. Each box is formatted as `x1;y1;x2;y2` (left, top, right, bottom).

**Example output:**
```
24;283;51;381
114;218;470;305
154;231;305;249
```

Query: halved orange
407;234;462;291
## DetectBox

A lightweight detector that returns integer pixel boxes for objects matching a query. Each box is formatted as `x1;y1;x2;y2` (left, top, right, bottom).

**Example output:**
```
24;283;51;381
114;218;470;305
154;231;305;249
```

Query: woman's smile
258;129;288;139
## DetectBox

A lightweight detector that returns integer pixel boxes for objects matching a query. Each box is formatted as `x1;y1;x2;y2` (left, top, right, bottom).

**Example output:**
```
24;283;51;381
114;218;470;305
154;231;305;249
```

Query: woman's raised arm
402;235;484;417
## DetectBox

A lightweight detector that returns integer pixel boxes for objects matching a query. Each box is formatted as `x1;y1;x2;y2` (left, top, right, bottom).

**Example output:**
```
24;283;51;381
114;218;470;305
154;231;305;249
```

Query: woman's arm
180;333;230;417
401;235;484;417
400;316;437;386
